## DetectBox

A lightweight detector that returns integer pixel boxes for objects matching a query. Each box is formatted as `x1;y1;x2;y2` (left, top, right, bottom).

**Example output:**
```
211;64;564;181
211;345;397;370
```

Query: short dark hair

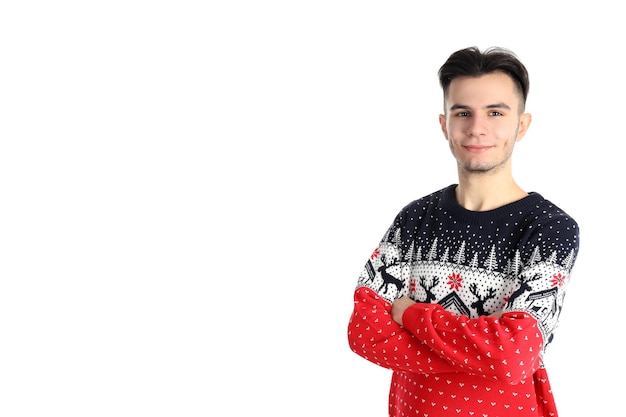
438;46;530;112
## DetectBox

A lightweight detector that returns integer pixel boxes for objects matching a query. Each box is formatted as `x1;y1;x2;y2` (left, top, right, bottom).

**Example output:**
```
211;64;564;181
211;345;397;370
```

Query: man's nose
467;116;487;136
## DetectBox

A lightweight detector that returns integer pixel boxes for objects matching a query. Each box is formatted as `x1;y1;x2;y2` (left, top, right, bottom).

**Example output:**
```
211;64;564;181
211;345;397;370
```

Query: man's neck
455;172;527;212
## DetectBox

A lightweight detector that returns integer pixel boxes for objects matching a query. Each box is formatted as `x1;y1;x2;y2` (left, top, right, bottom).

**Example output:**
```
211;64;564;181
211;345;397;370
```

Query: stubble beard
454;139;516;175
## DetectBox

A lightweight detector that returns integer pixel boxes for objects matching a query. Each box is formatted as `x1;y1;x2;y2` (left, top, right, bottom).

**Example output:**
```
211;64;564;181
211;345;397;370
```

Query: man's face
439;72;531;175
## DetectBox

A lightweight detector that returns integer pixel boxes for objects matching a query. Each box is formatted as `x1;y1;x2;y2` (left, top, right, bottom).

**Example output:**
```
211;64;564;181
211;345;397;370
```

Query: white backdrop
1;1;621;416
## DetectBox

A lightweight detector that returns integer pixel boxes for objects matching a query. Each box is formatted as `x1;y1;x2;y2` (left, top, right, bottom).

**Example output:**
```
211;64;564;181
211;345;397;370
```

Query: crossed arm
348;286;544;383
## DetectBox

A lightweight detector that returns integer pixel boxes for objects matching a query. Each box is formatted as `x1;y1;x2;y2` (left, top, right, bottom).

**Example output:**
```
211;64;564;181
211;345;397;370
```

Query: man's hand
391;296;417;327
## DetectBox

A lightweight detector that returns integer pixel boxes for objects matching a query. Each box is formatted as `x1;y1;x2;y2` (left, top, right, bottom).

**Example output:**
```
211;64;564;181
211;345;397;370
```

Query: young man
347;46;579;417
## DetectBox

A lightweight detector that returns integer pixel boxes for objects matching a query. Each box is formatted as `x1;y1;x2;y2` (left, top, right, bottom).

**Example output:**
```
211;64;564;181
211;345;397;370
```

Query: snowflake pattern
447;272;462;290
550;272;566;287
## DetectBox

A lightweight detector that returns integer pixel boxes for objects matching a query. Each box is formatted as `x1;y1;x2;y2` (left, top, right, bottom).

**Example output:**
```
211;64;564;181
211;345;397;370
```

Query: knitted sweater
347;185;579;417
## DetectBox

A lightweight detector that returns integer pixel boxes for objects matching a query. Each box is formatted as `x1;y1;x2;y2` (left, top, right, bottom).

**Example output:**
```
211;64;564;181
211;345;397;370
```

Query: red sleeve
347;286;458;374
401;302;544;383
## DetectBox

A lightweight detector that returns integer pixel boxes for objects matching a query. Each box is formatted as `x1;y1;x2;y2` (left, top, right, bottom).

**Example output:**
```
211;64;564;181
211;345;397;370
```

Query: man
347;46;579;416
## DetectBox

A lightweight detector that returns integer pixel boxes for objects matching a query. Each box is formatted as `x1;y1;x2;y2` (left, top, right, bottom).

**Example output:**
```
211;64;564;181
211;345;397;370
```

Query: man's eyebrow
449;103;512;111
449;104;470;111
486;102;512;110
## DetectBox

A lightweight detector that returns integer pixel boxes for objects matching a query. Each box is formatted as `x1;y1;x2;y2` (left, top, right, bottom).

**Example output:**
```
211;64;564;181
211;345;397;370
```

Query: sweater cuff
402;302;438;329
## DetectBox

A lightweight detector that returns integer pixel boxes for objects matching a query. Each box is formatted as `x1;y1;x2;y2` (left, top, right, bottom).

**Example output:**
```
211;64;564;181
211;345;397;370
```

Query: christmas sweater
347;185;579;417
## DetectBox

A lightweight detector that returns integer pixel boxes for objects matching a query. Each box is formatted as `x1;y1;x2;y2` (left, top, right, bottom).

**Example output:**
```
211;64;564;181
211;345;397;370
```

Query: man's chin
459;162;494;174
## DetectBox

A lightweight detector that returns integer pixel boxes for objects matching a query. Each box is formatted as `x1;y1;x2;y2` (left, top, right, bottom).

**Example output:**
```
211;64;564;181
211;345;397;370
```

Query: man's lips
463;145;493;153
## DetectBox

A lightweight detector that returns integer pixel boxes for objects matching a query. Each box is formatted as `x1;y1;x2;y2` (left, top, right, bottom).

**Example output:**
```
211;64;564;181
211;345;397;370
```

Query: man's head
437;47;532;176
438;46;529;114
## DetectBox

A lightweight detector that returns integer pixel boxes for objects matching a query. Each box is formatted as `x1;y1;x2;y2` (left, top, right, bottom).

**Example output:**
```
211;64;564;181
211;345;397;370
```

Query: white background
1;1;621;416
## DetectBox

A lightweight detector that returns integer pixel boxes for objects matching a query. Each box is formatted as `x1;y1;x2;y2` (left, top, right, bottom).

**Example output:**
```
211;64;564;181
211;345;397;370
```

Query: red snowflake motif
550;272;567;287
502;295;510;307
370;247;380;260
447;272;463;290
409;279;417;294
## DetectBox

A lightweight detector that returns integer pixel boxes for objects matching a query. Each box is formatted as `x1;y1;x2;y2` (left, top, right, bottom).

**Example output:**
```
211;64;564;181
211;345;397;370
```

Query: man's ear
516;113;532;142
439;114;448;140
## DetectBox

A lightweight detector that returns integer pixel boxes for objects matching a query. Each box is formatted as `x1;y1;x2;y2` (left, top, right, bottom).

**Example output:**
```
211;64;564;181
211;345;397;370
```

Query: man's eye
490;111;503;116
456;112;470;117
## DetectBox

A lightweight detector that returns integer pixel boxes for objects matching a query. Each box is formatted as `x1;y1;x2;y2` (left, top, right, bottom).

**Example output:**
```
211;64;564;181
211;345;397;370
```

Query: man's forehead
447;73;517;94
445;73;520;110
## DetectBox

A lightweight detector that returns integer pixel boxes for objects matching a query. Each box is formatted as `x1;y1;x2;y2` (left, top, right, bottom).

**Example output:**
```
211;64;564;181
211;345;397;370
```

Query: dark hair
438;46;530;111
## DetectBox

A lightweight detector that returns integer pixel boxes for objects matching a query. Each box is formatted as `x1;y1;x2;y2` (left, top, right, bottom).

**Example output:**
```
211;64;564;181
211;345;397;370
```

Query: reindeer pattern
360;240;569;331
